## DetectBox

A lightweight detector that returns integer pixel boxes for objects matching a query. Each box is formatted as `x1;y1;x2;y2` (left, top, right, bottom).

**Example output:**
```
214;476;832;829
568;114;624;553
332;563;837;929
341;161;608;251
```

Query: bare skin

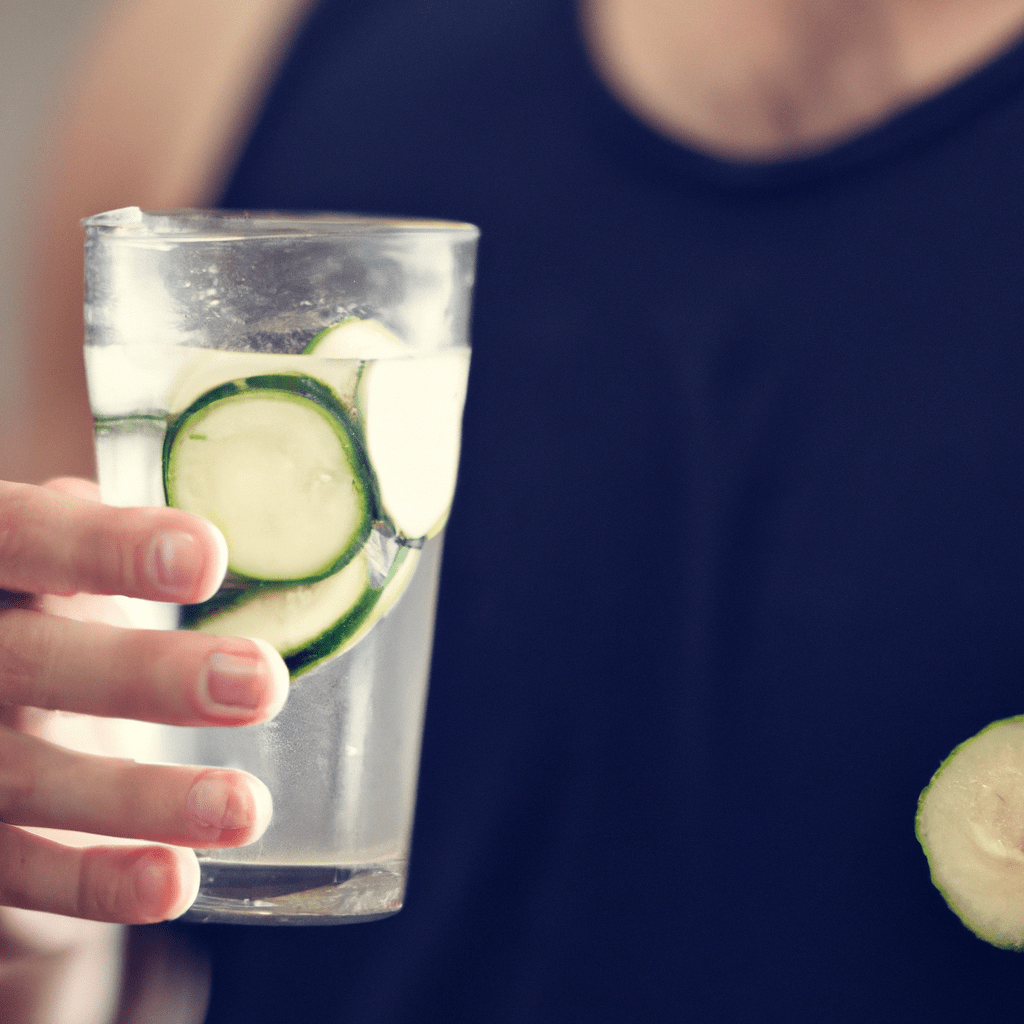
9;0;1024;485
4;0;318;485
1;2;314;1018
0;477;289;1022
8;0;1024;1020
581;0;1024;159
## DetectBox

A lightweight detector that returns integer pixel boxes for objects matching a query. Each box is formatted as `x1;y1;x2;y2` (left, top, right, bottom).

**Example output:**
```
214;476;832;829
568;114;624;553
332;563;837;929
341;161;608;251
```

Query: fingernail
134;852;171;913
204;522;230;597
134;849;198;920
145;531;202;596
199;640;290;721
249;638;290;719
200;649;264;713
187;773;255;832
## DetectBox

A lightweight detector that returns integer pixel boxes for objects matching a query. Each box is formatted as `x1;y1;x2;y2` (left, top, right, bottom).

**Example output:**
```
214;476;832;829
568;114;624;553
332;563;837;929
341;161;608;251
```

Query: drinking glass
83;207;478;924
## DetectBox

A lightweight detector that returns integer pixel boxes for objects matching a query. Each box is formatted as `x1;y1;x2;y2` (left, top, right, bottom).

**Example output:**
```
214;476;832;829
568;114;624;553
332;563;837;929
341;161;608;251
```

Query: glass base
181;862;406;925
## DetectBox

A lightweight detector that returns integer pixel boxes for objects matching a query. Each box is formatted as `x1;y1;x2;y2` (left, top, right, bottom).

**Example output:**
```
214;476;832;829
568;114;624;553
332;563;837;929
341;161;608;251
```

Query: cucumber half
917;716;1024;948
304;316;406;358
307;317;470;541
164;374;375;583
357;350;470;542
183;545;421;677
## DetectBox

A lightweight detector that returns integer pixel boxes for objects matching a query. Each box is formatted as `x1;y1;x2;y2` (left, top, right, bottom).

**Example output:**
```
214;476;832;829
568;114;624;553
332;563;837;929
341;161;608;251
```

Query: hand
0;477;289;1020
0;476;289;1021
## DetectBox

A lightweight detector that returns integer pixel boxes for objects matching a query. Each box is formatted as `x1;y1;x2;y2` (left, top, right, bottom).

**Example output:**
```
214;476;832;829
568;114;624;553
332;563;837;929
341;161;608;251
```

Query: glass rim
82;206;480;240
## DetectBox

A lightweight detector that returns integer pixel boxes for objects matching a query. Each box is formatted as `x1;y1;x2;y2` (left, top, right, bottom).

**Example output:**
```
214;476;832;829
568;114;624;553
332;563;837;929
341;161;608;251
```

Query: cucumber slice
184;545;421;677
304;317;406;359
164;374;375;583
357;350;470;541
338;544;421;656
167;349;361;416
917;716;1024;948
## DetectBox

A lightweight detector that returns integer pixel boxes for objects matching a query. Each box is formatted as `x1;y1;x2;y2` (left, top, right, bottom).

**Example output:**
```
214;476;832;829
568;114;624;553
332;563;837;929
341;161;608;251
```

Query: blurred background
0;0;106;437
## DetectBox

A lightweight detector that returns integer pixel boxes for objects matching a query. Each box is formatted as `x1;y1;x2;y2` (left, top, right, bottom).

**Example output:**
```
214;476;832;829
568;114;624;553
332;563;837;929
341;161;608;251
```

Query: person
5;0;1024;1020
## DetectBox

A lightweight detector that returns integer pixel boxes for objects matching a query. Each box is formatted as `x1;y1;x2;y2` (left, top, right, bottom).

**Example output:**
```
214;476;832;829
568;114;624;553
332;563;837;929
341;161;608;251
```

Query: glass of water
82;208;478;924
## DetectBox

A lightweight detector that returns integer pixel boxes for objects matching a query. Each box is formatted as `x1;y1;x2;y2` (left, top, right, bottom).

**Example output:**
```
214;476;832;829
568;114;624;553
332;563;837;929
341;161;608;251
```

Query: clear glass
82;208;478;924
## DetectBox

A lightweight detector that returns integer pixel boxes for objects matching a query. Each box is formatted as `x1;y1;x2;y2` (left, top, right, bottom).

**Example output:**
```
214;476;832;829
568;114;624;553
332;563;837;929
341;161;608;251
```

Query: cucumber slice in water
917;716;1024;948
308;318;470;540
338;543;421;655
184;545;421;677
164;374;375;583
304;317;406;358
168;349;361;416
357;350;470;541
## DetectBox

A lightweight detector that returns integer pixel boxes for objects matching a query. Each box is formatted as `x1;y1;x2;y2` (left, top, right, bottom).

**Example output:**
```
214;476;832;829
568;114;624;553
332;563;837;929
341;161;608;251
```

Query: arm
6;0;316;484
2;2;316;1012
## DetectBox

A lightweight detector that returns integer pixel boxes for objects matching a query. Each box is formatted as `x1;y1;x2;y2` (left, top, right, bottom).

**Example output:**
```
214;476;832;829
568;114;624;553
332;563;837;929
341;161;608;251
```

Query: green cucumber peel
303;316;406;359
163;373;380;584
94;413;168;428
183;544;418;679
304;316;362;353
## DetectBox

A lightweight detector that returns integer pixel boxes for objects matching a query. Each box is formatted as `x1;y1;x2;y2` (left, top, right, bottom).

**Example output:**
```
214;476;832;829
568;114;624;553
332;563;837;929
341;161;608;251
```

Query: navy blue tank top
184;1;1024;1019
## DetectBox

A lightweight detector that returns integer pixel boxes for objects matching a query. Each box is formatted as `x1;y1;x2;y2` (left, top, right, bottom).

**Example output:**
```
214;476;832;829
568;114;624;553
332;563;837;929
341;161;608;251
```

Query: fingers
0;828;200;924
0;479;227;604
0;721;274;925
0;477;286;926
0;724;272;849
0;612;289;726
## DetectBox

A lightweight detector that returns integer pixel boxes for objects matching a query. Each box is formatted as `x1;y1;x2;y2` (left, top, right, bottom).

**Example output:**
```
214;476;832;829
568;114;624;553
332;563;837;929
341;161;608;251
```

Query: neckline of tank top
565;0;1024;192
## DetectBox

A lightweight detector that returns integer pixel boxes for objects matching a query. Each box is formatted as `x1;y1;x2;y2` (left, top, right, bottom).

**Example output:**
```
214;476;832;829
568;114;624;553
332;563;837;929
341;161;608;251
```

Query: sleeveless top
183;1;1024;1020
